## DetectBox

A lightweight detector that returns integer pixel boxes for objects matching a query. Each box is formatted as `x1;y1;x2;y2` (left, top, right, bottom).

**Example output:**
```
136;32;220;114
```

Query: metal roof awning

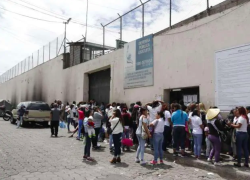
67;41;114;51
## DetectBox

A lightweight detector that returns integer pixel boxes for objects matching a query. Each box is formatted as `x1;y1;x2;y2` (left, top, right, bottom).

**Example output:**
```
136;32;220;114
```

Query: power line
0;6;63;23
4;0;67;20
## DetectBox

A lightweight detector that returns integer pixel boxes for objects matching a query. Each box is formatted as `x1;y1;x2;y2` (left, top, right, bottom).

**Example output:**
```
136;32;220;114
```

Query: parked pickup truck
11;101;51;127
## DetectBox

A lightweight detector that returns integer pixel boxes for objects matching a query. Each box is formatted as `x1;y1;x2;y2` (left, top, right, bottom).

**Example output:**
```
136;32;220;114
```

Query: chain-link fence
0;35;65;83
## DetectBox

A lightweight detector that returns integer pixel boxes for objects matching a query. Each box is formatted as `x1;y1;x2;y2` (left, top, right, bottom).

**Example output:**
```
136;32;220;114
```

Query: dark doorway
89;69;110;105
169;87;199;105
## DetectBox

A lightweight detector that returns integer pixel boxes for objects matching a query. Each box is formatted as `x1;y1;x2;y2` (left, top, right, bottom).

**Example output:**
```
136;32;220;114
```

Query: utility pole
118;13;122;40
63;18;72;54
140;0;145;37
207;0;210;16
101;23;105;55
170;0;172;29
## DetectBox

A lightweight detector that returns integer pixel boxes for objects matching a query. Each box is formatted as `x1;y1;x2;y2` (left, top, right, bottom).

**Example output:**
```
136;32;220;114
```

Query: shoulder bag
107;120;120;135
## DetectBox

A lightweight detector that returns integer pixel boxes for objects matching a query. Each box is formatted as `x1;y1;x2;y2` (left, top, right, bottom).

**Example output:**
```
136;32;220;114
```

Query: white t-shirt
151;118;165;134
191;115;203;134
164;110;171;126
236;116;248;132
147;103;162;123
188;112;193;129
109;117;123;134
136;115;148;135
72;104;76;113
233;117;238;124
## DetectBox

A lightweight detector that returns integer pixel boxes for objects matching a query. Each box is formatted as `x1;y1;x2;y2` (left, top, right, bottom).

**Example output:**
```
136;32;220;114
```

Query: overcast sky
0;0;225;76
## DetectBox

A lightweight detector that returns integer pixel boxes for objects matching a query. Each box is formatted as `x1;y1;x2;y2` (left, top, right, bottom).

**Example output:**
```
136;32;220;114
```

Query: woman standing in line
109;109;124;164
149;111;165;165
135;107;151;165
190;109;204;159
206;108;226;166
92;107;103;149
162;104;172;151
228;107;249;167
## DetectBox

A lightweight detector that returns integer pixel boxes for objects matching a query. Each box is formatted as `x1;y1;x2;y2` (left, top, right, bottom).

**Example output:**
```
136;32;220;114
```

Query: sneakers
207;158;212;162
160;160;164;164
135;158;140;163
214;162;222;166
140;160;147;165
150;160;157;165
173;153;178;157
87;157;94;162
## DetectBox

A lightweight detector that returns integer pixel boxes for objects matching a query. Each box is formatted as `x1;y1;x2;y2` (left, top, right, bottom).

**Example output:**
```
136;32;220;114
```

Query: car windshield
27;103;51;111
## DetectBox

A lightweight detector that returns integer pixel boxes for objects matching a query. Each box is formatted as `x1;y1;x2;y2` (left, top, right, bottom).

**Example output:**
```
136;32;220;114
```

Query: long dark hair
238;107;249;124
152;101;159;108
114;109;124;125
157;111;165;121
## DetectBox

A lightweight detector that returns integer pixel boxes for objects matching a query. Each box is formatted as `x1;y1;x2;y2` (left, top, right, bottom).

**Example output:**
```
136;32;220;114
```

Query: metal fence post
101;23;105;55
56;37;58;57
32;53;33;68
28;57;30;71
43;46;44;63
37;50;39;66
49;42;51;60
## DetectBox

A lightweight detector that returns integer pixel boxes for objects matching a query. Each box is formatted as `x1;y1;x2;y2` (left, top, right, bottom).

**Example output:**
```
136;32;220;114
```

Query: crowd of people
49;99;250;167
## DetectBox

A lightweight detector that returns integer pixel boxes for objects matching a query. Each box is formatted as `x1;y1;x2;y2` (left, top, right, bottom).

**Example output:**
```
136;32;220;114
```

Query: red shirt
78;110;85;120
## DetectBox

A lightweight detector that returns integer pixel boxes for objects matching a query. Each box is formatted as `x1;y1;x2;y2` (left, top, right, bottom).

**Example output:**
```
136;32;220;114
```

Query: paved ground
0;119;225;180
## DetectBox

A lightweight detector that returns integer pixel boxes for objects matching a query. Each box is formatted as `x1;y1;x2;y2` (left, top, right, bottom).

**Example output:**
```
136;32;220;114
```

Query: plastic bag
59;121;66;129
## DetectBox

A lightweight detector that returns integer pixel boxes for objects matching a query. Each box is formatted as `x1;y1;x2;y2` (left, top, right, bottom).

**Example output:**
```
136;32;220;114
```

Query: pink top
78;110;84;120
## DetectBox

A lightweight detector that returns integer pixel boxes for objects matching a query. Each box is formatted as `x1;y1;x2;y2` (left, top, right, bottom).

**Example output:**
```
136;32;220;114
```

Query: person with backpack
16;105;26;128
206;108;226;166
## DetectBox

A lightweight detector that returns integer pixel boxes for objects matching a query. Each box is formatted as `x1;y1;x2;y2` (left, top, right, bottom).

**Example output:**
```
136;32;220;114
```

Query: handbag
141;125;148;140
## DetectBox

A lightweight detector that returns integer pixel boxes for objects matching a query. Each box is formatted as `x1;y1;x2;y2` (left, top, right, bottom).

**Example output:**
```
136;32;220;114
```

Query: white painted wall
1;2;250;108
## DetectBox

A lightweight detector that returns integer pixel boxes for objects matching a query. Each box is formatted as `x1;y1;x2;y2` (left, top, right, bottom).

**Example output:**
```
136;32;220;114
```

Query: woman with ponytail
149;111;165;165
228;107;249;167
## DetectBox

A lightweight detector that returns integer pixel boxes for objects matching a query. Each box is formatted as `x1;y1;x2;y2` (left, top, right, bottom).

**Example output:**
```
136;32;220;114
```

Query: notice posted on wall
124;34;154;89
215;44;250;111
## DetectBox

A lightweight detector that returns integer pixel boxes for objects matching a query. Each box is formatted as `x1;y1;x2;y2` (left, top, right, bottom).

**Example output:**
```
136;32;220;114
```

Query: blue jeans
136;134;145;161
78;120;83;139
67;118;72;131
109;134;113;148
236;132;249;164
123;129;130;139
173;126;186;150
193;133;203;156
84;133;91;157
113;133;122;157
153;133;163;161
149;126;154;149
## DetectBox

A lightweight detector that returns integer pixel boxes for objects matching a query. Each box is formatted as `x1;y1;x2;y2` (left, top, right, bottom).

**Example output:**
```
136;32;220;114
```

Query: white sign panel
215;44;250;111
124;34;154;89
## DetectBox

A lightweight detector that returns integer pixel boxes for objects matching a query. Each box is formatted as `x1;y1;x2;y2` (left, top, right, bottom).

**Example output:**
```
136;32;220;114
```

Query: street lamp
64;18;72;54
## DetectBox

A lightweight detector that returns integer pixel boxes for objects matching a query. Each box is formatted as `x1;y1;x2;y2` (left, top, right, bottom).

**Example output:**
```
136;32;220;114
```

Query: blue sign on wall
136;34;153;71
